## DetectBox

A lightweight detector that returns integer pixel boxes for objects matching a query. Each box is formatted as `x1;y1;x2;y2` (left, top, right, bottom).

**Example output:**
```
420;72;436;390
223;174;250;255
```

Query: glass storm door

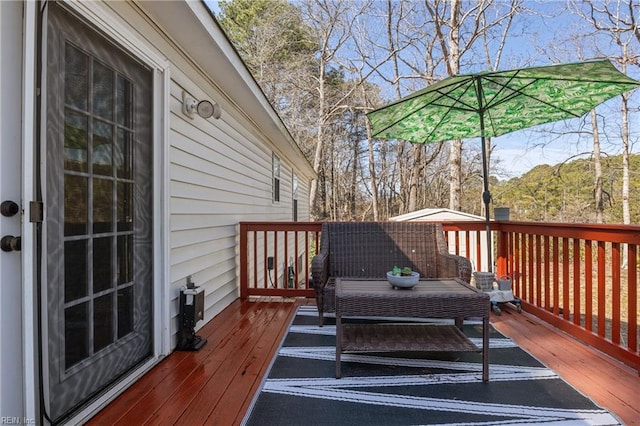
44;4;153;421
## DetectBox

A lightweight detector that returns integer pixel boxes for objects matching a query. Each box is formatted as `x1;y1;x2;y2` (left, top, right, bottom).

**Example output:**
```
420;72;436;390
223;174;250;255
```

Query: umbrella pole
481;135;493;272
475;77;493;272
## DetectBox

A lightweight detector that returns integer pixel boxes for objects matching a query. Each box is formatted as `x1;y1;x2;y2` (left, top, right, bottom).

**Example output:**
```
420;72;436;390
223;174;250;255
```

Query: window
272;153;280;202
292;171;298;221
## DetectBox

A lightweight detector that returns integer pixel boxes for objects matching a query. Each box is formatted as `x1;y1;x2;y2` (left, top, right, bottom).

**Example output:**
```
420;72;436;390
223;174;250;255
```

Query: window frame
272;153;280;203
292;170;298;221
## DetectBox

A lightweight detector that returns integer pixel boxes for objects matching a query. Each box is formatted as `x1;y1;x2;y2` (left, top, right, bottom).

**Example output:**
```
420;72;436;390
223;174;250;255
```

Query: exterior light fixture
182;91;222;120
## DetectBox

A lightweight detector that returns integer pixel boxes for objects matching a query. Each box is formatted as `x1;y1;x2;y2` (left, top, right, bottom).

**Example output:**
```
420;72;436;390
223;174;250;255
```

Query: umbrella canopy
367;59;640;271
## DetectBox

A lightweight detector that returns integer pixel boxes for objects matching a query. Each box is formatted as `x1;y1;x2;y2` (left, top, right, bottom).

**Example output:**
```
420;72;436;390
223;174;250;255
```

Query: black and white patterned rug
242;306;620;425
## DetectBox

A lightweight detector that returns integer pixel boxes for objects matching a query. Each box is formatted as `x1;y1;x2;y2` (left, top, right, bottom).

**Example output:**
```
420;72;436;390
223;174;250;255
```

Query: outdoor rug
242;306;621;425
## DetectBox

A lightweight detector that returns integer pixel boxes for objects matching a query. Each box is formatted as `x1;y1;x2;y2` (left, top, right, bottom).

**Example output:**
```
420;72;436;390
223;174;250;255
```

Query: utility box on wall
181;286;204;327
177;278;207;351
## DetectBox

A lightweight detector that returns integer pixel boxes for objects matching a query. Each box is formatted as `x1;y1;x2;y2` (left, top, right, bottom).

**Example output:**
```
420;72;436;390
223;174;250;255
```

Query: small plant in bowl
387;266;420;289
391;265;414;276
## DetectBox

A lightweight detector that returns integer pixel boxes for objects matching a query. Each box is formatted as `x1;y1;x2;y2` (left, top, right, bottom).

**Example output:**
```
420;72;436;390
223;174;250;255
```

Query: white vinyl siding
168;82;309;343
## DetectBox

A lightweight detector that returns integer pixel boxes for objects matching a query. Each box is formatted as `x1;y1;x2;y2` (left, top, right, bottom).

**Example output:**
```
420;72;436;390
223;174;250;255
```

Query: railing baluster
514;233;521;297
294;231;299;289
465;230;471;268
528;235;534;303
612;242;621;345
283;230;289;289
476;230;482;271
562;238;570;321
573;238;581;326
274;232;279;288
627;244;637;353
305;231;310;288
552;236;560;316
263;231;268;289
597;241;606;338
252;231;257;290
585;240;593;332
536;234;542;306
543;235;550;311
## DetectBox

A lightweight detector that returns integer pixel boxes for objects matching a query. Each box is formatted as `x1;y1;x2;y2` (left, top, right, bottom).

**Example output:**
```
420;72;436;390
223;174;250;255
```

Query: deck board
175;301;290;425
491;306;640;425
88;298;639;426
145;301;286;426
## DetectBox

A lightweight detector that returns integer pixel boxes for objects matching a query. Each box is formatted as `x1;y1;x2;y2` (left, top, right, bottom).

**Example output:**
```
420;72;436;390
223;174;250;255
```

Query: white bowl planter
387;271;420;289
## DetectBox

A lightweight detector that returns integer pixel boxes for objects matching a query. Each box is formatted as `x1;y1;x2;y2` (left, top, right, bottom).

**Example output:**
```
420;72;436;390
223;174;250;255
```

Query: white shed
389;208;489;271
0;1;315;423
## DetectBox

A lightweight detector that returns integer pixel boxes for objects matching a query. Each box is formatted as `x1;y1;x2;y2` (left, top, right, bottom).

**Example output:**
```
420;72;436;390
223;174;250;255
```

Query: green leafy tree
217;0;317;70
493;154;640;224
217;0;319;125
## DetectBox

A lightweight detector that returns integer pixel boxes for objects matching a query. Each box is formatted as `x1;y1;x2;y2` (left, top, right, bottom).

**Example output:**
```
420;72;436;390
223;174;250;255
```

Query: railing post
496;223;509;277
239;222;248;300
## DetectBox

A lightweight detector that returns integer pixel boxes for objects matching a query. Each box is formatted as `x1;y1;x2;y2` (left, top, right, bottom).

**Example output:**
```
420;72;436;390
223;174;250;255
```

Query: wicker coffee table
335;278;490;382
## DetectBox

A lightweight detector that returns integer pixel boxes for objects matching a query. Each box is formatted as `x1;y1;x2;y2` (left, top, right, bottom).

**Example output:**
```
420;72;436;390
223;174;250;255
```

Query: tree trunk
309;60;326;219
621;90;630;269
365;118;380;220
591;110;604;224
407;145;423;212
350;131;358;218
621;94;630;227
449;140;462;210
447;0;462;211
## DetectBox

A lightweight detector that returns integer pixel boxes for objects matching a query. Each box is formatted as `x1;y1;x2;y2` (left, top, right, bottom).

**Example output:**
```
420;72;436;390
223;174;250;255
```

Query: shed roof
389;208;485;222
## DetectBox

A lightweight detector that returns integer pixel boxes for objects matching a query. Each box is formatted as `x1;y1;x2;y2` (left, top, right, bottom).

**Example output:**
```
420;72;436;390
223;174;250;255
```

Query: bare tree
220;0;639;225
425;0;522;212
478;0;522;217
571;0;640;227
302;0;341;218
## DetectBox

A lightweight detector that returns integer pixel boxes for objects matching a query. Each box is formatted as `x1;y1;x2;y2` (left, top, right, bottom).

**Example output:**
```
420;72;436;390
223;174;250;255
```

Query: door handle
1;200;19;217
1;236;21;252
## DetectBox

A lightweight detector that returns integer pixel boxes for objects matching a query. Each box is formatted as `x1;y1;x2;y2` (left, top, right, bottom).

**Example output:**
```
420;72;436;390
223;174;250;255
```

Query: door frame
23;1;171;422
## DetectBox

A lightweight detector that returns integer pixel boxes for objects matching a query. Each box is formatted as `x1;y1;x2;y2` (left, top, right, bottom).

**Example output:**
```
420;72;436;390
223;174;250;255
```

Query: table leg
335;313;342;378
455;316;463;330
483;316;489;382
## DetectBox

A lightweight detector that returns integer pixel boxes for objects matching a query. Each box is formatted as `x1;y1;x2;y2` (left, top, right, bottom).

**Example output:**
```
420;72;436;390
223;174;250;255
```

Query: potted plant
387;266;420;288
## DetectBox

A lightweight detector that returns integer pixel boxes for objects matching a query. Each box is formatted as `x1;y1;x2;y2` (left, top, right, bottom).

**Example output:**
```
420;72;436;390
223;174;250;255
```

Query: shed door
44;4;153;421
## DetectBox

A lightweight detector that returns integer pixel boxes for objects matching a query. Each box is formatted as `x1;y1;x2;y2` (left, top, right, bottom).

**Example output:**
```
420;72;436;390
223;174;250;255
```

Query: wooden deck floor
88;298;639;426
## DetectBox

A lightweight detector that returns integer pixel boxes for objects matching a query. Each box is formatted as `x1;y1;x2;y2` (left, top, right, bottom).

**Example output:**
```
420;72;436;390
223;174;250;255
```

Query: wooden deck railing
239;220;640;373
493;221;639;373
239;222;319;299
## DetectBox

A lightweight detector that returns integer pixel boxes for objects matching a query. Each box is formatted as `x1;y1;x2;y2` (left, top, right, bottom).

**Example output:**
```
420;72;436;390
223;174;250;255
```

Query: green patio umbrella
367;59;640;271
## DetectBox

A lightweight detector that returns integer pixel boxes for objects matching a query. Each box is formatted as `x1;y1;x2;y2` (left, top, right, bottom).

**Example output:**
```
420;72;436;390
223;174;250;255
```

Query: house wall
0;1;313;420
167;77;310;334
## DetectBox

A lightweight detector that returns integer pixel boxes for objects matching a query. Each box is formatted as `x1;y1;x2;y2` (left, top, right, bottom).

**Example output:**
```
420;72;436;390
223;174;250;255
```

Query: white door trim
22;1;39;421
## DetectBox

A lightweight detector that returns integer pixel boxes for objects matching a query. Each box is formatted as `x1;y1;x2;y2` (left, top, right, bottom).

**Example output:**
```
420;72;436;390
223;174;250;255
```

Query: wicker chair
311;222;472;325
